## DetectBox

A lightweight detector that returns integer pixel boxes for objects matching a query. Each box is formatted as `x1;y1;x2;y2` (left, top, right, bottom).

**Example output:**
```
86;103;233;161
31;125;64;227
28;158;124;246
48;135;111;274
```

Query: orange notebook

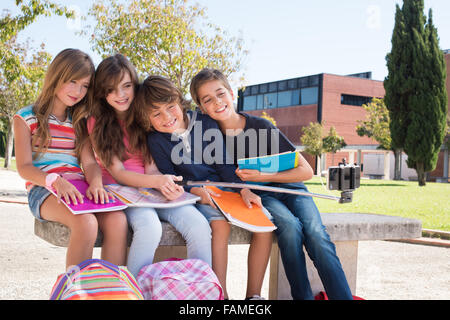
206;186;276;233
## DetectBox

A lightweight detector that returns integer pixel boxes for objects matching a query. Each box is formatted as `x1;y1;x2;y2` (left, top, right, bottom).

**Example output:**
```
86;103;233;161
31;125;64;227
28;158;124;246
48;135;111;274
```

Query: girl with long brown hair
13;48;128;270
86;54;211;277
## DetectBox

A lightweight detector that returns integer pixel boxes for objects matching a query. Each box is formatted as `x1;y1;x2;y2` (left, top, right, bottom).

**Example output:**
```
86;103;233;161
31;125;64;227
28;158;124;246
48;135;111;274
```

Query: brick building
237;52;450;181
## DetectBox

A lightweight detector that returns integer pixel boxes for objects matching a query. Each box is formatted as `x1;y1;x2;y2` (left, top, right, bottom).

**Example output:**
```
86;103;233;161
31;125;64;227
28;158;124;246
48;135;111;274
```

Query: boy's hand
235;168;268;182
240;188;262;208
190;186;220;207
52;177;84;205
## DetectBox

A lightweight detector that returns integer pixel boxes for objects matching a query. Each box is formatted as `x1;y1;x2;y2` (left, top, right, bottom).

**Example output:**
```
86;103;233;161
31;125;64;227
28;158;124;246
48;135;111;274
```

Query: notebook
47;179;127;215
237;150;299;173
105;184;200;208
206;186;276;233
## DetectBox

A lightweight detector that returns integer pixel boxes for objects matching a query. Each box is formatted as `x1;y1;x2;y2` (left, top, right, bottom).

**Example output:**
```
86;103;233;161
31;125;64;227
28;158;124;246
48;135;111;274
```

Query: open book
237;150;299;173
206;186;276;233
47;179;128;215
105;184;200;208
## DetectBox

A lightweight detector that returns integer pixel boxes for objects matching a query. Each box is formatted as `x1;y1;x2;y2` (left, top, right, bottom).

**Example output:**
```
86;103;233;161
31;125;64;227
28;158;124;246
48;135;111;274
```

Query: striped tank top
14;105;84;190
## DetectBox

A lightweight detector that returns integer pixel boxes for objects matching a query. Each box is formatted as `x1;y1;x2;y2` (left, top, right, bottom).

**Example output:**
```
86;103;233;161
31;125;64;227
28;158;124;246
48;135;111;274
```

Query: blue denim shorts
195;203;226;223
27;186;52;222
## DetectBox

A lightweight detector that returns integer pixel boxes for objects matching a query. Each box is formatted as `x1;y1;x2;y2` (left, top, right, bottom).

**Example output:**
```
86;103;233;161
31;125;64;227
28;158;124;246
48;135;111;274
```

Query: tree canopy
384;0;447;185
84;0;248;96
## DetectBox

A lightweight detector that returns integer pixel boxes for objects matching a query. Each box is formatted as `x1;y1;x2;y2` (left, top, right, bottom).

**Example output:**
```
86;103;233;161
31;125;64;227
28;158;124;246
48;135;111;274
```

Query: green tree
384;4;408;180
0;37;51;168
356;98;392;150
0;0;72;43
0;1;67;168
385;0;447;186
301;122;346;174
301;122;323;159
84;0;248;95
323;126;347;165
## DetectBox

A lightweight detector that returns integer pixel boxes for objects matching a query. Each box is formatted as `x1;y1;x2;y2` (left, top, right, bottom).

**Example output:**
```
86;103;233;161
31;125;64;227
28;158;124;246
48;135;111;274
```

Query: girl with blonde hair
14;48;128;270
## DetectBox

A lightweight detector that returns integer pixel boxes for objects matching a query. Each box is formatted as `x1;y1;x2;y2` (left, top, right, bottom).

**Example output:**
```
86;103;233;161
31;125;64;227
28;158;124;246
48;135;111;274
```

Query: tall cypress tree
404;8;448;185
384;0;448;186
384;4;408;180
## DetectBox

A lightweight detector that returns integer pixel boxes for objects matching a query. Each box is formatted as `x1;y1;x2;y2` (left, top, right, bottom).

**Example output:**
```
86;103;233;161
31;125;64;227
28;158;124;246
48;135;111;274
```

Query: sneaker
245;295;265;300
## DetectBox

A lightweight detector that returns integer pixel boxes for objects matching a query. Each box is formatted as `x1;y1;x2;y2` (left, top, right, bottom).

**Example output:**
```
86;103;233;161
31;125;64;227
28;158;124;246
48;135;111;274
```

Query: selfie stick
176;180;352;203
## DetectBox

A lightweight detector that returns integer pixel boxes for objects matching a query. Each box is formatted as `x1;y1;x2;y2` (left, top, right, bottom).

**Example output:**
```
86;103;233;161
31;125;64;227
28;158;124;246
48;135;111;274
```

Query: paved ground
0;168;449;300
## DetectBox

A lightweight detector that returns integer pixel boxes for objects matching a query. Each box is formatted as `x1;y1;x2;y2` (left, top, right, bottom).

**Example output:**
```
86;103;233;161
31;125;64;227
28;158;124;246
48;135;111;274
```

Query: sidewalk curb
422;228;450;240
0;199;28;205
388;237;450;248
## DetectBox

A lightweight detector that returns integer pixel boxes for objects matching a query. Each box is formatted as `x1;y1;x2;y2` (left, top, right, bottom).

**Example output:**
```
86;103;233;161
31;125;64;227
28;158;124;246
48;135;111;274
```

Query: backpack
136;258;223;300
49;259;144;300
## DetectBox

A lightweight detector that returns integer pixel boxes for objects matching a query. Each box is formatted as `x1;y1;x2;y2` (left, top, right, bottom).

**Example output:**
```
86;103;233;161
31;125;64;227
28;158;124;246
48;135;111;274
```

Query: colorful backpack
136;258;223;300
50;259;143;300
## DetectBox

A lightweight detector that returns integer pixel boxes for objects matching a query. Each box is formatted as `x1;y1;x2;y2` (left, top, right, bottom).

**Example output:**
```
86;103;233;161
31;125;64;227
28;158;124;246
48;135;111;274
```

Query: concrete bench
34;212;421;300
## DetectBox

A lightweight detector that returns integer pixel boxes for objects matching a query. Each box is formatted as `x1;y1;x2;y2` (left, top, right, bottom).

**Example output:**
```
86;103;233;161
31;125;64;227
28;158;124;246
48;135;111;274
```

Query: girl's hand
155;175;184;200
235;168;267;182
240;188;262;208
160;184;184;201
190;186;221;207
86;182;111;204
52;177;84;205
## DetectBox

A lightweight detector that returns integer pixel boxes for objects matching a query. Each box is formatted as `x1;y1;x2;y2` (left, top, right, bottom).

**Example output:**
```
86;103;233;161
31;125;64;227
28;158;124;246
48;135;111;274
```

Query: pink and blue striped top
14;105;84;189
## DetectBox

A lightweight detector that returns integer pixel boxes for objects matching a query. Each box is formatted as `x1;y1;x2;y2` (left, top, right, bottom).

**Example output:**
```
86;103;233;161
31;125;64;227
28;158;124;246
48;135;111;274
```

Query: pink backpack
136;258;223;300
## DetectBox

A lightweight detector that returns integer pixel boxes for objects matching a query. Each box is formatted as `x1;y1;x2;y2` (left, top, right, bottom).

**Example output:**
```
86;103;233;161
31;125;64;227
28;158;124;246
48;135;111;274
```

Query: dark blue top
224;112;296;164
224;112;304;191
147;110;242;191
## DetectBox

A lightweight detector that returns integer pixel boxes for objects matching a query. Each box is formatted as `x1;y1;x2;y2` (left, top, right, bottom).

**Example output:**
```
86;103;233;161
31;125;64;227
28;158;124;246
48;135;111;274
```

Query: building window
292;89;300;105
278;80;287;91
259;83;268;94
288;79;297;89
237;74;321;111
309;75;319;86
243;95;257;110
256;94;264;109
277;89;301;107
299;77;309;88
300;87;318;105
264;93;277;108
250;85;259;95
268;82;278;93
277;91;292;107
341;94;372;106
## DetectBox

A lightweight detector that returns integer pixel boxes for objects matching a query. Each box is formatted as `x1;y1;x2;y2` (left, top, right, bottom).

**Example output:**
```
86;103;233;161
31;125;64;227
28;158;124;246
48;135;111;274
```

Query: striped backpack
136;258;223;300
50;259;143;300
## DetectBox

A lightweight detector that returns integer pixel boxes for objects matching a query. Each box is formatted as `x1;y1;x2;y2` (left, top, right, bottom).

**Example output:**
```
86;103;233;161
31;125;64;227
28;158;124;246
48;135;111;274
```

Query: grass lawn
304;177;450;231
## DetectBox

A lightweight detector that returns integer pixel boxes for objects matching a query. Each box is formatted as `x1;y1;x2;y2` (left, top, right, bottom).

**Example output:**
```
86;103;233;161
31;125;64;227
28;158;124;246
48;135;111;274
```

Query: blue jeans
125;204;212;277
258;183;352;300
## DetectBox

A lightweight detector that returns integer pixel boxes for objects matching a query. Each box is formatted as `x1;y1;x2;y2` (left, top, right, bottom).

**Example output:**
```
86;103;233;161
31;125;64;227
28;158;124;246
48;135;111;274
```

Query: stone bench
34;212;422;300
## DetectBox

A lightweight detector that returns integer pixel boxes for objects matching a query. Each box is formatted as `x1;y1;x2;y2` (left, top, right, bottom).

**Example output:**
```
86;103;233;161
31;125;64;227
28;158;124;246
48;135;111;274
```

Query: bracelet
45;173;60;188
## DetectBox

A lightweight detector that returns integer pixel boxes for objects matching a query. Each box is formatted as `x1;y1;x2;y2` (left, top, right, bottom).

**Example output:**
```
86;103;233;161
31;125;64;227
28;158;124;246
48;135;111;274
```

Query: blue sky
3;0;450;87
